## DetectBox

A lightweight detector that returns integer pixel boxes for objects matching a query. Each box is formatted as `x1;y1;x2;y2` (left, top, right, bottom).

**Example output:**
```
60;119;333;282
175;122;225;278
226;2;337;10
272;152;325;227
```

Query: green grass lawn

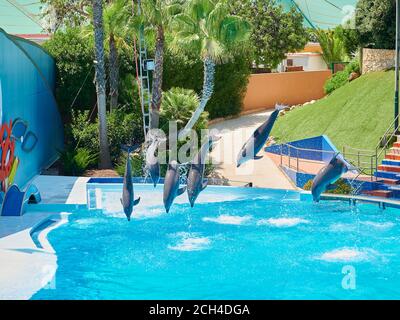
272;70;395;153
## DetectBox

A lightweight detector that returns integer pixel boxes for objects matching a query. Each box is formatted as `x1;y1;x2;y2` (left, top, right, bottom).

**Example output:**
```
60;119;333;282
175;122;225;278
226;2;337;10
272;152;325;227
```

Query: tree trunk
93;0;112;169
178;56;215;140
150;25;165;130
109;32;119;111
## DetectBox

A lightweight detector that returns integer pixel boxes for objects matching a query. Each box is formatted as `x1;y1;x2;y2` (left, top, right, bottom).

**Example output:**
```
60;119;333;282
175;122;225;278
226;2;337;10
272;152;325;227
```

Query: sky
0;0;360;35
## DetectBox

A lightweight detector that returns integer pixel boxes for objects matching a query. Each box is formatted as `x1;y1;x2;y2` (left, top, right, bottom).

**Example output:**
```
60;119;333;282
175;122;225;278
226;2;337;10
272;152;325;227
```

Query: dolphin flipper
202;179;208;190
254;155;263;160
133;197;141;206
120;198;123;205
177;187;186;196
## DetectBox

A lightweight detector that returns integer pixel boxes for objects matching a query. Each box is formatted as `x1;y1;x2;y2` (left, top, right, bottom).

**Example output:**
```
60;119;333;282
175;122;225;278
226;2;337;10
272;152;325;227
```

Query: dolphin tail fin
177;187;186;196
275;103;287;111
121;143;141;154
133;197;141;206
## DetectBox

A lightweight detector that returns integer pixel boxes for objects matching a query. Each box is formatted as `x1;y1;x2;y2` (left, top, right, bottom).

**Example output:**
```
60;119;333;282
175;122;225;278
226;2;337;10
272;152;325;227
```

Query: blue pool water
32;185;400;300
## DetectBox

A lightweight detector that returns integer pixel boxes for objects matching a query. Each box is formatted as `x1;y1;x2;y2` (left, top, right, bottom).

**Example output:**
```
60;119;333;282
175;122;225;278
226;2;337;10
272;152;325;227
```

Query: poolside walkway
209;111;295;190
0;176;88;300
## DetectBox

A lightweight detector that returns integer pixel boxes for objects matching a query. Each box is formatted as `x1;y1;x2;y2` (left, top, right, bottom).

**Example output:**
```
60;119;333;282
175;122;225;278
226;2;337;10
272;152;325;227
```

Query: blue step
374;171;400;180
382;159;400;166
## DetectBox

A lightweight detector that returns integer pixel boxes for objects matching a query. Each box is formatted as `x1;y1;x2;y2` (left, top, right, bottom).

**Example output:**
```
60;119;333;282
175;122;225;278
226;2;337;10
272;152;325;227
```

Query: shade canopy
0;0;43;34
278;0;359;29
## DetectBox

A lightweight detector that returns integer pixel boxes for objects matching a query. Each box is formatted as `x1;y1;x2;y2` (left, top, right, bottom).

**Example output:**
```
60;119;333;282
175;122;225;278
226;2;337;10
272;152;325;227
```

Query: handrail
375;113;400;151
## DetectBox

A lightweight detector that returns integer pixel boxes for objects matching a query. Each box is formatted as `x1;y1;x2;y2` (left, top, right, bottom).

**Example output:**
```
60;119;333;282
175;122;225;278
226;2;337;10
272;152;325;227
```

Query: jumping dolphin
311;153;356;202
187;135;220;207
145;138;160;187
163;160;186;213
236;104;283;168
121;148;141;221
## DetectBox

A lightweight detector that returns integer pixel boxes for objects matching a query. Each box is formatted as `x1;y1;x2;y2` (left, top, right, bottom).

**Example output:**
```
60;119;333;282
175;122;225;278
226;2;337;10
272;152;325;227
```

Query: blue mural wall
0;28;63;191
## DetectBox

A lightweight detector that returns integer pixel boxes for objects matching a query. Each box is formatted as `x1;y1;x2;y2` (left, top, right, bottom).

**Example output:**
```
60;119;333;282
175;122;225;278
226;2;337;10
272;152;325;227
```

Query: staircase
362;137;400;198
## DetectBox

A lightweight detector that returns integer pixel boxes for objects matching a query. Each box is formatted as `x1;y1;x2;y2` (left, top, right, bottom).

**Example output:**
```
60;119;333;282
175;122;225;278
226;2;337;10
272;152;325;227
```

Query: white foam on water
202;215;252;225
361;221;394;230
317;247;380;263
329;223;357;232
75;218;103;226
258;217;310;228
168;235;211;252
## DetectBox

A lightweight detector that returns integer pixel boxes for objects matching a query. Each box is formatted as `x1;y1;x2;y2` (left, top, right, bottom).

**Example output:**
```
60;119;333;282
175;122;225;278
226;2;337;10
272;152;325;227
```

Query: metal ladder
136;0;152;139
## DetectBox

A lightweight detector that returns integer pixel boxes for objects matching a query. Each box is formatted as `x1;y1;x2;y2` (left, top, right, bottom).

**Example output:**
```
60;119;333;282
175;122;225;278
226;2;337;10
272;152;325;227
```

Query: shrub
69;108;144;164
115;152;145;177
43;28;96;121
324;60;361;94
302;178;352;195
163;48;251;119
59;147;98;176
160;87;208;135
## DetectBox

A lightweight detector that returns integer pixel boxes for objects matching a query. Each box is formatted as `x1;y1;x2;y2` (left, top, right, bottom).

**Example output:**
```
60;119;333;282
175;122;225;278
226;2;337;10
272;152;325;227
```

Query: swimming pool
32;185;400;299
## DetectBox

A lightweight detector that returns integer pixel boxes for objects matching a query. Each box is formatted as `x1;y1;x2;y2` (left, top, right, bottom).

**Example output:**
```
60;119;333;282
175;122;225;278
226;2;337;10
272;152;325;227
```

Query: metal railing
342;146;377;180
279;143;337;173
375;114;400;160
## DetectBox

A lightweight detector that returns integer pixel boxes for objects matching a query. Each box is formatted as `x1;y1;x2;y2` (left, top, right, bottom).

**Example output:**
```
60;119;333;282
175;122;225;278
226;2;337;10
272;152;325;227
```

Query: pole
396;0;399;128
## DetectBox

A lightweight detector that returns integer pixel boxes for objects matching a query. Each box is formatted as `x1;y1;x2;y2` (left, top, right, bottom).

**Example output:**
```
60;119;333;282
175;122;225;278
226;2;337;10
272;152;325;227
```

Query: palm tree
92;0;112;168
84;0;131;111
104;0;131;110
314;28;346;68
171;0;250;140
141;0;182;129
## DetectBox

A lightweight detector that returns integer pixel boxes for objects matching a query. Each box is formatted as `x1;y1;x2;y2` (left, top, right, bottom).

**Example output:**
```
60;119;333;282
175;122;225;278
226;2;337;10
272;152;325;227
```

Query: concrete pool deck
209;110;295;190
0;176;88;299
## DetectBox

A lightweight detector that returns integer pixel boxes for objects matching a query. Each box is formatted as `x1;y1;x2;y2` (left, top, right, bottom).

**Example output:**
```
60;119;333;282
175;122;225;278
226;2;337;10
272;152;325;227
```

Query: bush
43;28;96;121
59;147;98;176
44;28;140;122
115;152;145;177
303;178;352;195
69;108;144;164
324;60;361;94
163;48;251;119
160;87;208;135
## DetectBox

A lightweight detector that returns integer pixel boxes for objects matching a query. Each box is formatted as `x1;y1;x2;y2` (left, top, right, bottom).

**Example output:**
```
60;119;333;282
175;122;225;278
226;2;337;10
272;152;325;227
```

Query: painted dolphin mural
163;160;186;213
236;105;283;168
187;135;220;207
121;148;140;221
145;138;160;187
311;153;356;202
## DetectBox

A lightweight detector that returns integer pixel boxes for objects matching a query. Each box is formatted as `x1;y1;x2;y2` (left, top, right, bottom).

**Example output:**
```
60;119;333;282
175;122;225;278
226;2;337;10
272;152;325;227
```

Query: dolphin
145;138;160;187
187;135;220;207
120;148;141;221
163;160;186;213
311;153;356;202
236;104;283;168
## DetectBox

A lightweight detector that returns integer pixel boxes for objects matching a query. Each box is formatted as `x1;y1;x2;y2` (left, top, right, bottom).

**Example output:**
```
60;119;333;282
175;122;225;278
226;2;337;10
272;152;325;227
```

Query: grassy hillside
272;71;394;152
